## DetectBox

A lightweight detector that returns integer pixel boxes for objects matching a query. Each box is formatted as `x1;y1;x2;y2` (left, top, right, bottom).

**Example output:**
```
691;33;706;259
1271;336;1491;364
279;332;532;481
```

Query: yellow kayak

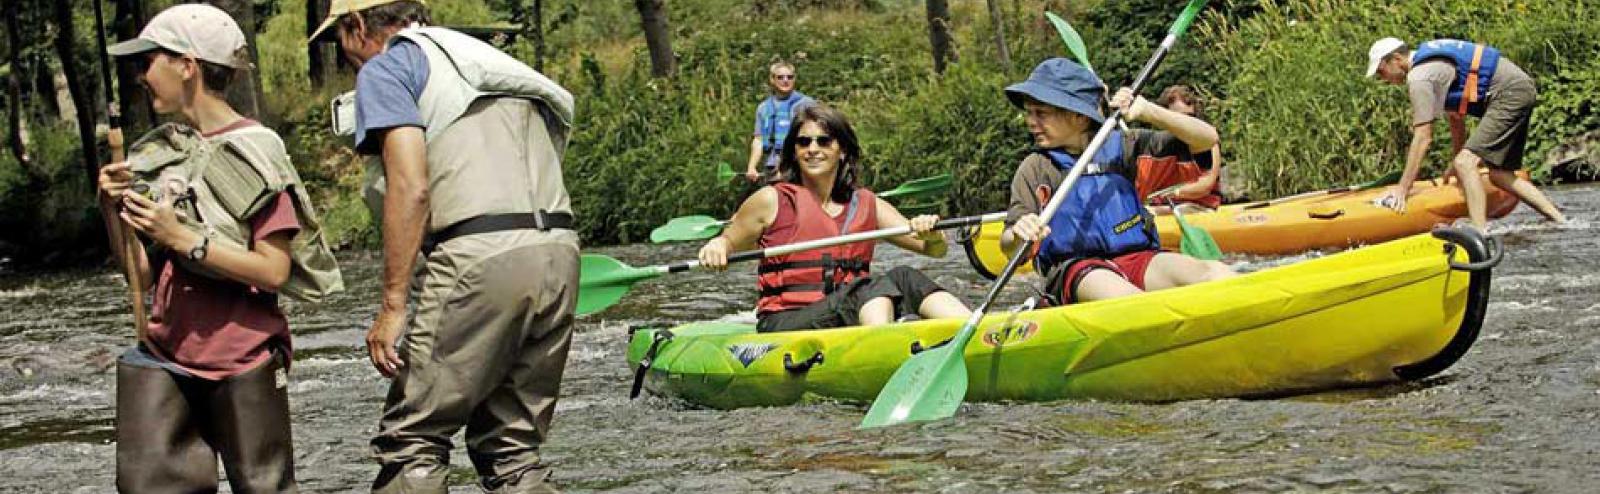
961;171;1520;278
627;229;1499;408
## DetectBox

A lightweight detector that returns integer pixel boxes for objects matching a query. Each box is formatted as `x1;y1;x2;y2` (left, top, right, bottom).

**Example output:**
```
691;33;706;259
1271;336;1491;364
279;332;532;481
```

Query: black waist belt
422;210;574;255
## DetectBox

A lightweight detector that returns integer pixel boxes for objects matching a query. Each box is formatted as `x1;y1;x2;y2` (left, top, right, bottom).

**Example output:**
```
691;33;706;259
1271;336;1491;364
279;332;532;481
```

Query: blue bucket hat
1005;58;1106;123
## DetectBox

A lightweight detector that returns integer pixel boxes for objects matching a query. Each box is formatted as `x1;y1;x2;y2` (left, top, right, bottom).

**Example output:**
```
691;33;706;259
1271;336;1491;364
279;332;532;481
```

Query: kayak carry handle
1445;235;1503;272
630;329;675;399
1394;227;1496;380
783;352;825;373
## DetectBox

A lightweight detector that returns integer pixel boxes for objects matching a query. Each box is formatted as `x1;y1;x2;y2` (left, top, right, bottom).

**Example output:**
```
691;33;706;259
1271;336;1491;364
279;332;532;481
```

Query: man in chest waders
744;61;816;182
1367;37;1567;229
310;0;579;491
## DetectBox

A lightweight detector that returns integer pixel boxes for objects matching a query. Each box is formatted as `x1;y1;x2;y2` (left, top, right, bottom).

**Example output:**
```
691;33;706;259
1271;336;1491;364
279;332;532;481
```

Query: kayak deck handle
1307;208;1345;220
783;351;825;373
1444;235;1504;272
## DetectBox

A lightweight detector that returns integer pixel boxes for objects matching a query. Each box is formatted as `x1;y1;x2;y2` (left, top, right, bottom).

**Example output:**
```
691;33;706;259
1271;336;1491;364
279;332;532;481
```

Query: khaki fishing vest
362;27;577;235
128;123;345;303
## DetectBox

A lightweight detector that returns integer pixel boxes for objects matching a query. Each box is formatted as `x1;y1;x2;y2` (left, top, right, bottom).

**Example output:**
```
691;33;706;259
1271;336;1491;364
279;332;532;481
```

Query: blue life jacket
1412;39;1501;117
759;91;814;153
1034;131;1161;274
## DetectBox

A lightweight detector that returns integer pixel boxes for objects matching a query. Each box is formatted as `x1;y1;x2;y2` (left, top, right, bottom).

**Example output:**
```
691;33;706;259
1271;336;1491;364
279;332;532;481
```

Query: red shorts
1048;250;1161;305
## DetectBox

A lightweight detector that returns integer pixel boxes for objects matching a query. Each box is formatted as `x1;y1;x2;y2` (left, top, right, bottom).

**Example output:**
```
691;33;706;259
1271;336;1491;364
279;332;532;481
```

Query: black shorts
757;266;948;332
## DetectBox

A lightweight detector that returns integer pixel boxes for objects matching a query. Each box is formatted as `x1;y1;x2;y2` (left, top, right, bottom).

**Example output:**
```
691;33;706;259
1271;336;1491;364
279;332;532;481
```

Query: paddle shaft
659;212;1006;274
92;0;148;342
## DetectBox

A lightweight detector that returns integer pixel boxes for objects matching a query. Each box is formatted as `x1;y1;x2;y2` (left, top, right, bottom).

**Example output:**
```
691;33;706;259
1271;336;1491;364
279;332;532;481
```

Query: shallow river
2;184;1597;492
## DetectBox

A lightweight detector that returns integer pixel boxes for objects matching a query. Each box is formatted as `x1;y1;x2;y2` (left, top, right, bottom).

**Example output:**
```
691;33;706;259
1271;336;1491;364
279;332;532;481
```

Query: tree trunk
532;0;544;71
307;0;335;88
113;0;154;136
985;0;1010;66
207;0;264;118
5;0;30;166
52;0;104;191
633;0;675;78
925;0;954;74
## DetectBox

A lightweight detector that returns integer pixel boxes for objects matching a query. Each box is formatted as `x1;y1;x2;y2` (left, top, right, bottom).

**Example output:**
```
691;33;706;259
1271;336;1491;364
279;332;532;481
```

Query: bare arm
746;137;765;177
118;190;294;291
698;186;778;269
876;198;946;257
1112;87;1218;153
376;126;430;316
1399;122;1434;195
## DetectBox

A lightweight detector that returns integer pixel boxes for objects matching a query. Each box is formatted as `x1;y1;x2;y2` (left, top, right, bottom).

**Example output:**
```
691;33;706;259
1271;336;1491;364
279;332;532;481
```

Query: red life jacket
756;183;878;315
1135;155;1222;209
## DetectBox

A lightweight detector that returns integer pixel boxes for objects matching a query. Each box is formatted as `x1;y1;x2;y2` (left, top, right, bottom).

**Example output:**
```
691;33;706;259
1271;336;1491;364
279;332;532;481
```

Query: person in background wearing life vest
1002;59;1235;306
311;0;579;491
745;61;816;183
1141;85;1225;214
98;4;344;491
1367;37;1567;229
702;104;972;332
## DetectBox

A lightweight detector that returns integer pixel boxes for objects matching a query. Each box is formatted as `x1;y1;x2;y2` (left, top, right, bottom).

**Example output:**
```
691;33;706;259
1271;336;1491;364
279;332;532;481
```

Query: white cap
108;4;251;69
1365;37;1406;78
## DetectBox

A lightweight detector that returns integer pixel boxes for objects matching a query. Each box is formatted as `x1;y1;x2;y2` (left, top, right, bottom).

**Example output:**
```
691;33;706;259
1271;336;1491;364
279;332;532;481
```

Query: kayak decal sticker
981;320;1039;348
728;343;777;368
1233;212;1269;225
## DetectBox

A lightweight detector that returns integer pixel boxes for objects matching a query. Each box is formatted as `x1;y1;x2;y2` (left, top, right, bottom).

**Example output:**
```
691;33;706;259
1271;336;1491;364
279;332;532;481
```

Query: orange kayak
961;170;1520;277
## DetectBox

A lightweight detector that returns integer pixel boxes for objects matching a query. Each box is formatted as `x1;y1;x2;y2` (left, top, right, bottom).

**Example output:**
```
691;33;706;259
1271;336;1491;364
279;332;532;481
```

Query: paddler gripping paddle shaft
580;212;1006;316
860;0;1210;429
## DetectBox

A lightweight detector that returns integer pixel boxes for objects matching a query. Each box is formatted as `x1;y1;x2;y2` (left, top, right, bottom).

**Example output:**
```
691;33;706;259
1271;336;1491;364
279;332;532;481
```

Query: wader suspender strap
1457;45;1486;116
630;329;675;398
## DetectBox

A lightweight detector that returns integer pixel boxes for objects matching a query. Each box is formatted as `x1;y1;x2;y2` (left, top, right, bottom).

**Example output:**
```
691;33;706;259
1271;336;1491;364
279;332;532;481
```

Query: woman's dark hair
338;0;433;37
1156;84;1204;120
776;103;862;204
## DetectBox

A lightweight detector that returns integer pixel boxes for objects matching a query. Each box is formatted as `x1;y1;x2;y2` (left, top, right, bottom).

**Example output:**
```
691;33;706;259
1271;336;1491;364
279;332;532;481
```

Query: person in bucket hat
1000;58;1234;305
100;3;341;491
310;0;579;492
1366;37;1566;229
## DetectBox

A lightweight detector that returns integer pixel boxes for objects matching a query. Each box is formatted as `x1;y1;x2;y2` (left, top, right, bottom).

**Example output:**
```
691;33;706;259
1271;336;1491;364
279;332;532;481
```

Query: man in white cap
310;0;578;492
102;3;344;492
1366;37;1565;229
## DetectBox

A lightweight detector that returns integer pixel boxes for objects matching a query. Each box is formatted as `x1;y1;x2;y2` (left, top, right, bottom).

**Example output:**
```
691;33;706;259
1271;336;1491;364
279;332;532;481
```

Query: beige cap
108;4;251;69
1365;37;1406;78
308;0;426;44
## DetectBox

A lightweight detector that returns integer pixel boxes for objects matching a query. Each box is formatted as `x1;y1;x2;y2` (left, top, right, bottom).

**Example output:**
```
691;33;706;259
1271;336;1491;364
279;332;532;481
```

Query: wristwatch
187;235;210;262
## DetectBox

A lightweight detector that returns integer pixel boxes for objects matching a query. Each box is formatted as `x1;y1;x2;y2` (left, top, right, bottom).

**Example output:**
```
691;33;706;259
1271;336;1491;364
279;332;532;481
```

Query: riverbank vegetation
2;0;1597;265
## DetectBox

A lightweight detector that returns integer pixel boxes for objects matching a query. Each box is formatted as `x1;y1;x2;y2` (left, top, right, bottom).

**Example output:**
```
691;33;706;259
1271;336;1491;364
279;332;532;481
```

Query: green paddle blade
1044;12;1094;73
859;338;969;429
716;162;738;182
577;254;663;316
1170;205;1223;261
877;173;954;200
649;215;727;243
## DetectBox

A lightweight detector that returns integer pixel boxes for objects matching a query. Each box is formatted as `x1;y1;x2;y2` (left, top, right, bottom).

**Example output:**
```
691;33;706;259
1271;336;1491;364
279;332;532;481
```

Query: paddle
1240;169;1404;210
92;0;148;342
861;0;1209;429
877;173;953;200
1045;12;1131;134
1167;198;1222;260
649;173;958;243
580;212;1008;316
716;161;739;182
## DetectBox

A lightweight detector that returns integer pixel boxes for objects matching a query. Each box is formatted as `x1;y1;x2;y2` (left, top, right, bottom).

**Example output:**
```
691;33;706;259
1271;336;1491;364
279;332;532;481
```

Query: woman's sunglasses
793;135;835;148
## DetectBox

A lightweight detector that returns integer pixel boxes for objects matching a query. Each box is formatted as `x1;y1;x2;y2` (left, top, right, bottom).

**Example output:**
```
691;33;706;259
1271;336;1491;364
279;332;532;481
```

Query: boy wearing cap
310;0;578;492
1367;37;1566;228
1001;58;1234;305
98;3;344;492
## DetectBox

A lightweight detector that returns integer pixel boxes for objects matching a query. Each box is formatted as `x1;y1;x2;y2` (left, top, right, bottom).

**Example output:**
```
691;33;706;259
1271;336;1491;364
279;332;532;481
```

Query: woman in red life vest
1141;85;1225;214
698;104;972;333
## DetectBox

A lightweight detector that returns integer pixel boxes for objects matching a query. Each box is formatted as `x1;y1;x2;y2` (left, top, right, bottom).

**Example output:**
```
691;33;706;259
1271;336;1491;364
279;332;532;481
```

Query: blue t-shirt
353;40;431;154
752;91;814;153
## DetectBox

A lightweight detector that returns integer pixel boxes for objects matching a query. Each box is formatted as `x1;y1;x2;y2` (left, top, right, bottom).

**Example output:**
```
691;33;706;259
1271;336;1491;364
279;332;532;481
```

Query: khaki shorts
1465;79;1536;171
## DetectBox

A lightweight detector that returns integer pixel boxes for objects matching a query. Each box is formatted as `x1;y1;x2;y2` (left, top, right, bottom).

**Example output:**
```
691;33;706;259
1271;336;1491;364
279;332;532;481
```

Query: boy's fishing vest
129;123;344;303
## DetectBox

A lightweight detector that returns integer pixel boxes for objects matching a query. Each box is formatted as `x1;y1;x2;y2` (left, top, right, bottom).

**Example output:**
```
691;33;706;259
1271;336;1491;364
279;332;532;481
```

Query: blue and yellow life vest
1035;131;1161;274
1412;39;1501;117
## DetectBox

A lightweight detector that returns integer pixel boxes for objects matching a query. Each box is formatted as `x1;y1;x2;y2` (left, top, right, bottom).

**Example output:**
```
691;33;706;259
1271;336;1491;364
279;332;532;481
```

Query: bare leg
1074;269;1144;302
858;297;896;327
917;291;971;320
1488;168;1566;223
1142;253;1236;291
1451;150;1489;230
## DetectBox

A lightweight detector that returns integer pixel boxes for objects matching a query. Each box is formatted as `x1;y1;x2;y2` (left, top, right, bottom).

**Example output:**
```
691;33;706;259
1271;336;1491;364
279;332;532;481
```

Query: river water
2;184;1596;492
